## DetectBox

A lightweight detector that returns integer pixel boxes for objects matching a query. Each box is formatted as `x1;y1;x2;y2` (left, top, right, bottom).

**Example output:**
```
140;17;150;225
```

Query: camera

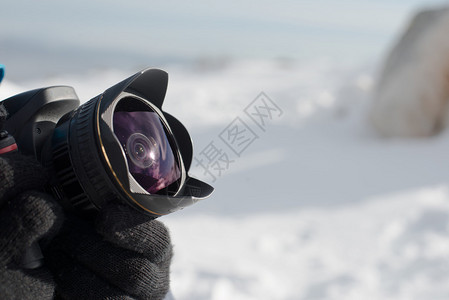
0;68;213;218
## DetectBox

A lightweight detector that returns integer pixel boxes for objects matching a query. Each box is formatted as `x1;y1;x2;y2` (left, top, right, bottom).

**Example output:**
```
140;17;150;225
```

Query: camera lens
126;133;158;168
113;97;182;195
33;68;213;217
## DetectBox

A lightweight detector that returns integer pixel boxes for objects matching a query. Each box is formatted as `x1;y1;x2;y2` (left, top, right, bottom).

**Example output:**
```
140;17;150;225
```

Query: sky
1;0;448;80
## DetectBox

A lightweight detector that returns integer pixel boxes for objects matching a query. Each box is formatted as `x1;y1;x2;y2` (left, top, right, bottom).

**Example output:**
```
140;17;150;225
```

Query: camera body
1;68;213;218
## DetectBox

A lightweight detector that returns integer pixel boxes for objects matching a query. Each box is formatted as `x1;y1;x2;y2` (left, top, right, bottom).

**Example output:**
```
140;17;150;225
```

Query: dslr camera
0;68;213;218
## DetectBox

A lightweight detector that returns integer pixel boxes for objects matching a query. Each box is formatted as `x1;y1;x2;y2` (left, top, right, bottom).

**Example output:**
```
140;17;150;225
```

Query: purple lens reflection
113;111;181;194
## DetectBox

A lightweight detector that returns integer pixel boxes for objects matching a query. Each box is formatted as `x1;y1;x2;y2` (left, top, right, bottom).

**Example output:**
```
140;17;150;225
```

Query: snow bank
166;186;449;300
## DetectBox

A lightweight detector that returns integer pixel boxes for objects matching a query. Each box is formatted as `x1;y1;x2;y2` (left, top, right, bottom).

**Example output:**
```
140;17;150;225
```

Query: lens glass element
126;133;158;168
113;99;181;195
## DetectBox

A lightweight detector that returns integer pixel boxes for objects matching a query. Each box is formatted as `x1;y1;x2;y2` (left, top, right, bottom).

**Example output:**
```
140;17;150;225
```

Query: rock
370;6;449;137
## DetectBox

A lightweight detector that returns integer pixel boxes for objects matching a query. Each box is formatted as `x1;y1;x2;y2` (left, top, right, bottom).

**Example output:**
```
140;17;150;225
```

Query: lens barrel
50;95;111;214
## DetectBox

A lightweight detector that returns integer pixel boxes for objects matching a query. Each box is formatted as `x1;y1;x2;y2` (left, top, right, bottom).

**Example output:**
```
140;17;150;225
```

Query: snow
167;187;449;300
2;57;449;299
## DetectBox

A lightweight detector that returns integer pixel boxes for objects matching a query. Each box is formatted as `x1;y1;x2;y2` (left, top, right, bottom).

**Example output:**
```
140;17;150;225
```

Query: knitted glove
0;153;63;300
45;204;173;300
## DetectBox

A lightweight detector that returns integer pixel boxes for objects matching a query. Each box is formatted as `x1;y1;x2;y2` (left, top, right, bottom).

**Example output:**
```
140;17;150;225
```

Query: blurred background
2;1;449;299
0;0;446;80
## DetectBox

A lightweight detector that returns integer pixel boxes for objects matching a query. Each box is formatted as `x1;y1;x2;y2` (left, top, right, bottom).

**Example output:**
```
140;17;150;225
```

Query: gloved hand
0;151;173;299
45;200;173;300
0;153;63;300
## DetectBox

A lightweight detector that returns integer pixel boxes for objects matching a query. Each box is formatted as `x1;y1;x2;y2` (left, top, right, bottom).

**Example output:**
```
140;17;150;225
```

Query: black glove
0;153;63;300
45;203;173;300
0;152;173;300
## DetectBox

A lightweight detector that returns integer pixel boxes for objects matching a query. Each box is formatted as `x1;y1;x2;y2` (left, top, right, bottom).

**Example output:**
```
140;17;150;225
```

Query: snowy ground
1;58;449;299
